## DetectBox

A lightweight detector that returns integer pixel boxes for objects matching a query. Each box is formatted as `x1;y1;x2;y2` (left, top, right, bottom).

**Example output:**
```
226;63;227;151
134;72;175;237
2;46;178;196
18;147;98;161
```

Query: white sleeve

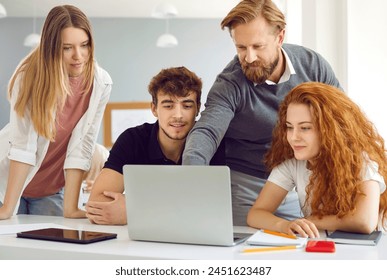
362;160;386;194
8;75;38;166
267;159;297;192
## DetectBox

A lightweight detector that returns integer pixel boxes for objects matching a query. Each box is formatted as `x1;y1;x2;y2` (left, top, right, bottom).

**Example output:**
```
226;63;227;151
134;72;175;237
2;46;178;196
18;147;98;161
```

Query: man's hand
85;191;127;225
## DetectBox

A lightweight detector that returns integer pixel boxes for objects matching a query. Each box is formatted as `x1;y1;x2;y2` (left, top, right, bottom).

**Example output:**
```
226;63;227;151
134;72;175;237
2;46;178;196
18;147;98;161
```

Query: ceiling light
24;1;40;48
0;3;7;18
152;3;179;48
156;33;178;48
151;2;178;19
24;33;41;48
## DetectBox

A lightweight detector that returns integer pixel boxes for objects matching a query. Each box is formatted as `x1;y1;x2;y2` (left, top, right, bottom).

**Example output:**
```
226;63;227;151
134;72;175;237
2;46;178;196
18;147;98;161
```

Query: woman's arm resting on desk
0;160;31;219
63;169;86;218
307;180;380;234
247;181;319;238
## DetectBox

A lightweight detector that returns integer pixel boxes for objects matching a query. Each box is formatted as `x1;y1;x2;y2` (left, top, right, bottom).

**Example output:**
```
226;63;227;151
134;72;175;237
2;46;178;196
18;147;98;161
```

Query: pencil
242;245;302;254
262;229;297;239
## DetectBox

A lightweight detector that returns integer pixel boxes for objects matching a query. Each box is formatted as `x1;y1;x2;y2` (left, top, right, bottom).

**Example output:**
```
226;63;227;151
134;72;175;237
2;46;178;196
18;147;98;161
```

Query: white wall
301;0;347;91
300;0;386;141
346;0;387;141
284;0;302;45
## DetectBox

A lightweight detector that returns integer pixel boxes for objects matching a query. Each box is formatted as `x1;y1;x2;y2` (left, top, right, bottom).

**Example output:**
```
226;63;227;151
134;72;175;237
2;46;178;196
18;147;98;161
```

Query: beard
159;124;189;141
241;54;279;85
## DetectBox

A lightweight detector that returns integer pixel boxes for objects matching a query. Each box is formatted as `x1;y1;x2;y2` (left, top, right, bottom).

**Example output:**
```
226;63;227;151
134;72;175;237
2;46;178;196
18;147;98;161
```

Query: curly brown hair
266;82;387;227
147;66;202;107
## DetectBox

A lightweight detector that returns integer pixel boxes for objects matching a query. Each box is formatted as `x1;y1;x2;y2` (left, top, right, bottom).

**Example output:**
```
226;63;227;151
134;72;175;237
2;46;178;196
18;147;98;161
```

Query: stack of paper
246;230;308;247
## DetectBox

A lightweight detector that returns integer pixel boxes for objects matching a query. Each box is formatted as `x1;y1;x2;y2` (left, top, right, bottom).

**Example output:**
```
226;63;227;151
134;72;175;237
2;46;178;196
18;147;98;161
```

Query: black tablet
16;228;117;244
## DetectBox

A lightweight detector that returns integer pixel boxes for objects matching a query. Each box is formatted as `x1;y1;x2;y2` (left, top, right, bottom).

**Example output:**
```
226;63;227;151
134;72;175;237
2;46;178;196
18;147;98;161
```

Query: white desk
0;215;386;260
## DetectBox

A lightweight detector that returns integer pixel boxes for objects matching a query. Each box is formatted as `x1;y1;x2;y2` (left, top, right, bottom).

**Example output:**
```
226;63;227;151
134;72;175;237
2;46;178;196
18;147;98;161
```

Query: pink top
23;77;91;198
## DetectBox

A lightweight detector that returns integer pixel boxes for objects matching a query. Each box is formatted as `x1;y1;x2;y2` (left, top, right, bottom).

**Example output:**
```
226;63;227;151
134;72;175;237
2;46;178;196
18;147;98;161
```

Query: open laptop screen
123;165;248;246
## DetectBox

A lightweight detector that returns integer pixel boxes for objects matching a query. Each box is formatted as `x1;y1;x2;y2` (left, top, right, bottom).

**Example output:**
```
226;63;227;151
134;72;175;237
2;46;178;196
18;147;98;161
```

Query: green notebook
327;230;382;246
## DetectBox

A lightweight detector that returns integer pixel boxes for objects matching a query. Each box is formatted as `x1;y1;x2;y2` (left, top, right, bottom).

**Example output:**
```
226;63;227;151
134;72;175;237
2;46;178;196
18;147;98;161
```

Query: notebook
123;165;251;246
246;230;308;247
327;230;382;246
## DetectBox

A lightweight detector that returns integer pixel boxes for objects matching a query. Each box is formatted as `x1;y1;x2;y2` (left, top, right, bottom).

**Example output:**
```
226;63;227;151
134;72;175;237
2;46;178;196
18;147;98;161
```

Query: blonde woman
0;5;112;219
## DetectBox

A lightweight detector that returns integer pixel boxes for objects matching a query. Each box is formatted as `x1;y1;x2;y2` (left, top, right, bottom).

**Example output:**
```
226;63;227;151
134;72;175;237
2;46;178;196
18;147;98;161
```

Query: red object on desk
305;240;336;253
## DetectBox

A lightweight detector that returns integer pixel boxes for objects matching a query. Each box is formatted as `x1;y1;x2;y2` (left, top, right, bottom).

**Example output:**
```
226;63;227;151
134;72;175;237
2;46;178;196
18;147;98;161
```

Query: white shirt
0;64;112;213
268;158;386;216
265;48;296;85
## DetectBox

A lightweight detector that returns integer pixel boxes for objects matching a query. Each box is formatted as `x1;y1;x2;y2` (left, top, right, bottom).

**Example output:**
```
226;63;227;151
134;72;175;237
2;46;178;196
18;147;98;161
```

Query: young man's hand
85;191;127;225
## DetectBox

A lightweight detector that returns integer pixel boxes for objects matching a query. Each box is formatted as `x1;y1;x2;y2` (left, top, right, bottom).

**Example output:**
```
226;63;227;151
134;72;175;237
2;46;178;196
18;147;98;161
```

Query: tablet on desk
17;228;117;244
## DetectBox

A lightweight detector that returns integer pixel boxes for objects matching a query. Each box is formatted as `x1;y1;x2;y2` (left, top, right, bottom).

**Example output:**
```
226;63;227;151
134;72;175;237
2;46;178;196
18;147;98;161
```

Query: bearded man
182;0;342;226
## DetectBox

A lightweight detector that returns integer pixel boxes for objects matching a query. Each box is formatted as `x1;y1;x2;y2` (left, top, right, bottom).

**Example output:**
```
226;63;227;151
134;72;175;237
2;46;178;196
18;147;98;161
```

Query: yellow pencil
242;245;302;254
262;229;297;240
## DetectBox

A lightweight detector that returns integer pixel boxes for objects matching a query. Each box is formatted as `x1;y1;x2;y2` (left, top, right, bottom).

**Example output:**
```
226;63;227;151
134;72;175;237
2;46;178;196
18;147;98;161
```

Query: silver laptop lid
123;165;235;246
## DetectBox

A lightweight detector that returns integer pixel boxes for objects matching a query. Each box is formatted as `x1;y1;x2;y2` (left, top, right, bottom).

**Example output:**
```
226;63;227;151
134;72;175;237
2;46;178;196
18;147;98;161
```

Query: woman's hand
63;169;87;219
83;180;94;192
0;206;13;220
64;208;86;219
280;218;320;238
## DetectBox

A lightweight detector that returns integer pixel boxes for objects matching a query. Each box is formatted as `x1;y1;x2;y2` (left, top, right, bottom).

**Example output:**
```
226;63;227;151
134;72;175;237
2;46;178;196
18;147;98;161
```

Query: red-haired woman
247;82;387;238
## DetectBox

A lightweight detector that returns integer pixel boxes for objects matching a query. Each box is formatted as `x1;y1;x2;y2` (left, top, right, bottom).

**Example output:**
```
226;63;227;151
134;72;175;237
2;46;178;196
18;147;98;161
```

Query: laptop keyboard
233;232;252;242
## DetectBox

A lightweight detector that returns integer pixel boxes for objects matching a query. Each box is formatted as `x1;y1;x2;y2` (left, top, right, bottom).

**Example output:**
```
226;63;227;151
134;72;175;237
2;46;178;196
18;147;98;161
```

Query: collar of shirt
148;121;181;165
258;47;296;86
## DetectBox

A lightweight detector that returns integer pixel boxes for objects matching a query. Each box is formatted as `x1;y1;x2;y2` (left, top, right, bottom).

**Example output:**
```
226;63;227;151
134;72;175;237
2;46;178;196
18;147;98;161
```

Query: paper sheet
0;223;72;235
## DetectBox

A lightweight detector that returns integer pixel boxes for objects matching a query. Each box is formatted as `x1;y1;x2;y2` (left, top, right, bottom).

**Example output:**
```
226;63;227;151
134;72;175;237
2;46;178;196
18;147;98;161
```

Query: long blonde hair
266;82;387;226
8;5;95;140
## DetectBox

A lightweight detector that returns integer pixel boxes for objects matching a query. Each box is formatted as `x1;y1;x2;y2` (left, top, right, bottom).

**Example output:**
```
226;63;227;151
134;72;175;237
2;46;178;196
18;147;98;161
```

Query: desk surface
0;215;386;260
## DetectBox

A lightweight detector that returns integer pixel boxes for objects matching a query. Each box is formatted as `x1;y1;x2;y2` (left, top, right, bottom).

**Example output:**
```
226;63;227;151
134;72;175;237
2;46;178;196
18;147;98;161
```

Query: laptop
123;165;251;246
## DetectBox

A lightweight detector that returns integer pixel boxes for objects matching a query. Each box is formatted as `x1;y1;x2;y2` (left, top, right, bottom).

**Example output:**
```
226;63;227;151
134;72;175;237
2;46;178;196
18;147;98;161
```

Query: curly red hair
266;82;387;227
